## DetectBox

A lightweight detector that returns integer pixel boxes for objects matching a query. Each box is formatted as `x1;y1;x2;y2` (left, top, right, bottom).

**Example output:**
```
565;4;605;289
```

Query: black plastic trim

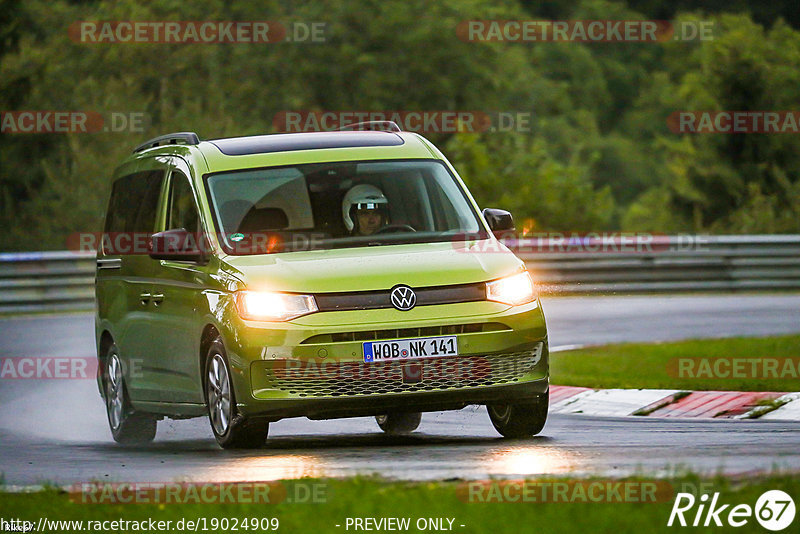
208;131;404;156
133;132;199;153
313;282;486;311
243;378;550;421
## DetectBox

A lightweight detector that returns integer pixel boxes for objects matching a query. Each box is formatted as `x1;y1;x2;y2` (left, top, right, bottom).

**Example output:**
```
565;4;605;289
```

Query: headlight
236;291;318;321
486;271;536;306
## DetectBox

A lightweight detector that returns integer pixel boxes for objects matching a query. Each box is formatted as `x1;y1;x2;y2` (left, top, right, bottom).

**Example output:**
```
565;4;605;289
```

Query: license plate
363;336;458;363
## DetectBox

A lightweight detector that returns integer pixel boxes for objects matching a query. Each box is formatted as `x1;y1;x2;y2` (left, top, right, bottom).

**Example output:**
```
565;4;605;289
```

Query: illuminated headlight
236;291;318;321
486;271;536;306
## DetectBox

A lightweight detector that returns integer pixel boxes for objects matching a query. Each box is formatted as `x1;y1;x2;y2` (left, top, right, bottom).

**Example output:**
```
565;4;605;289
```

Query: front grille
313;282;486;311
301;322;510;344
261;345;543;398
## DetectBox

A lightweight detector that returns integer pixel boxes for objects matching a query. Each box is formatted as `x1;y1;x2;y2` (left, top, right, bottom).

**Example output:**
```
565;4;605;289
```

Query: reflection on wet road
1;294;799;486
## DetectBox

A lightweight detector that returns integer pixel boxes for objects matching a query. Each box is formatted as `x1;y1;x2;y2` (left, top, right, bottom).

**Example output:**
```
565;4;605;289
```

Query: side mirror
149;229;208;262
482;208;515;235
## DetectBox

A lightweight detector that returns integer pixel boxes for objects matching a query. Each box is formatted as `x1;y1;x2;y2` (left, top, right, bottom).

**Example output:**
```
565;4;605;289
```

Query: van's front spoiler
238;376;549;421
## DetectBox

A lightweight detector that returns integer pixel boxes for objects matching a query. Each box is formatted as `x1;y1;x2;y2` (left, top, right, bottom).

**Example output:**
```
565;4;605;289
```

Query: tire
375;412;422;435
103;344;157;444
205;337;268;449
487;391;548;438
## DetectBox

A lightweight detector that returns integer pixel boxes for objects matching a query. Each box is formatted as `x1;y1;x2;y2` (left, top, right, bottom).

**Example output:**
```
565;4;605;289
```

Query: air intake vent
259;345;544;398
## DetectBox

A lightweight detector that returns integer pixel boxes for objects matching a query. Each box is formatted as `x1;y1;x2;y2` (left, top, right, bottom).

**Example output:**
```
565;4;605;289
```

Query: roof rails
133;132;200;153
338;121;401;133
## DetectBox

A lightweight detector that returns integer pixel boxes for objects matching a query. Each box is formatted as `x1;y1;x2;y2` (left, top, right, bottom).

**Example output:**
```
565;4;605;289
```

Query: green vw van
95;123;549;448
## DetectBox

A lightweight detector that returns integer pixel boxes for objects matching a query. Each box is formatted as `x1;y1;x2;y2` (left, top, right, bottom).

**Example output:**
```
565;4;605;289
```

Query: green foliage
445;132;615;231
4;475;800;534
636;14;800;232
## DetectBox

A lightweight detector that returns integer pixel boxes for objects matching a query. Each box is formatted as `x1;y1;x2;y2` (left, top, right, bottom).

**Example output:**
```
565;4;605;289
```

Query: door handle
97;258;121;270
139;292;151;305
152;293;165;306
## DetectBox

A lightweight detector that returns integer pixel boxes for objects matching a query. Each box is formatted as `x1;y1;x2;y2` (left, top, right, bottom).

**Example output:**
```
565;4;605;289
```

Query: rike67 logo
668;490;795;531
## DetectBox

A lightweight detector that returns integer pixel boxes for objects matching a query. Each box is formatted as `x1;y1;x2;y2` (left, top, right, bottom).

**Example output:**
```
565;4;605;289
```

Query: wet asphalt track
1;294;800;485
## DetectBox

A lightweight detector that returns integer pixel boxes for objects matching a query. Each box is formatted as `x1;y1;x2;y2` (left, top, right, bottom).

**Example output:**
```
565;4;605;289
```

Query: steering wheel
375;224;416;234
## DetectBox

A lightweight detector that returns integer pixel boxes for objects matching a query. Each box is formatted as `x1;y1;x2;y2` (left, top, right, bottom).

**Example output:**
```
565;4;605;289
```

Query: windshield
205;159;487;255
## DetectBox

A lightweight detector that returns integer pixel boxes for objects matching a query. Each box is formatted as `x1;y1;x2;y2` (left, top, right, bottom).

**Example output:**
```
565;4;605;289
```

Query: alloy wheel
207;352;232;436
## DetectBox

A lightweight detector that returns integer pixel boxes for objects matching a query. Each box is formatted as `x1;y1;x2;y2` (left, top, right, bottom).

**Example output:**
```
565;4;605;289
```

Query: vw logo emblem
390;285;416;311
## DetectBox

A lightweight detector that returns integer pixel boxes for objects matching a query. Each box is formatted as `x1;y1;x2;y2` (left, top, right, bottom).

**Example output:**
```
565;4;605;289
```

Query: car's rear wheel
375;412;422;435
487;391;548;438
205;337;268;449
104;344;157;444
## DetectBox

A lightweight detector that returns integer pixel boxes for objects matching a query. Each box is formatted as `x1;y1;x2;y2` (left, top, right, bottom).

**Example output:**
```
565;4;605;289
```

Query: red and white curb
550;386;800;420
758;392;800;420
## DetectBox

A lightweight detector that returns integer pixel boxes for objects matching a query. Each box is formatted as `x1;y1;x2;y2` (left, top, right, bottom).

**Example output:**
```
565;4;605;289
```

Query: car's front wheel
375;412;422;435
487;391;548;438
103;344;157;444
205;337;268;449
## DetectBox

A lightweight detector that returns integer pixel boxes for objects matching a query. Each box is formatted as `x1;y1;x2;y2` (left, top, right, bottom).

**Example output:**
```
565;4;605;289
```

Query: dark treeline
1;0;799;250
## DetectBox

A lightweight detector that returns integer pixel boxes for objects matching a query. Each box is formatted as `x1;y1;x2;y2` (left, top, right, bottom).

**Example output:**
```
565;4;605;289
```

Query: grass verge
551;335;800;391
0;475;798;533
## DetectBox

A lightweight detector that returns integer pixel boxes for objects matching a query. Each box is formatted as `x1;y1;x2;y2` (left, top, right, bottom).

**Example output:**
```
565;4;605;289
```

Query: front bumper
241;377;549;420
222;299;548;421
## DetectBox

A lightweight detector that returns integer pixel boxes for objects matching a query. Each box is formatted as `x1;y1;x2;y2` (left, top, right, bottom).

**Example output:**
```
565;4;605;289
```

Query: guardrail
516;234;800;293
0;250;96;313
1;235;798;313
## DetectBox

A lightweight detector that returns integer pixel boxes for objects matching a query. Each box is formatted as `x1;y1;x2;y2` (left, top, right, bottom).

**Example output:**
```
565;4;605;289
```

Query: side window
104;170;164;233
166;171;200;234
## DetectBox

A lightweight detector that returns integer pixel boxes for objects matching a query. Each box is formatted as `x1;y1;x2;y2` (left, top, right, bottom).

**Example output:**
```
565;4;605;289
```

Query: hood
222;240;523;293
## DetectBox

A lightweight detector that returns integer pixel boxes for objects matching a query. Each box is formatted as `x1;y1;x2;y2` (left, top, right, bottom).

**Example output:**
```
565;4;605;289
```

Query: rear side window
104;170;164;233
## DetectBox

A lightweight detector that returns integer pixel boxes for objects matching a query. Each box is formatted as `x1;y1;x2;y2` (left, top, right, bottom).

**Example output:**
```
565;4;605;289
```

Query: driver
342;184;390;236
